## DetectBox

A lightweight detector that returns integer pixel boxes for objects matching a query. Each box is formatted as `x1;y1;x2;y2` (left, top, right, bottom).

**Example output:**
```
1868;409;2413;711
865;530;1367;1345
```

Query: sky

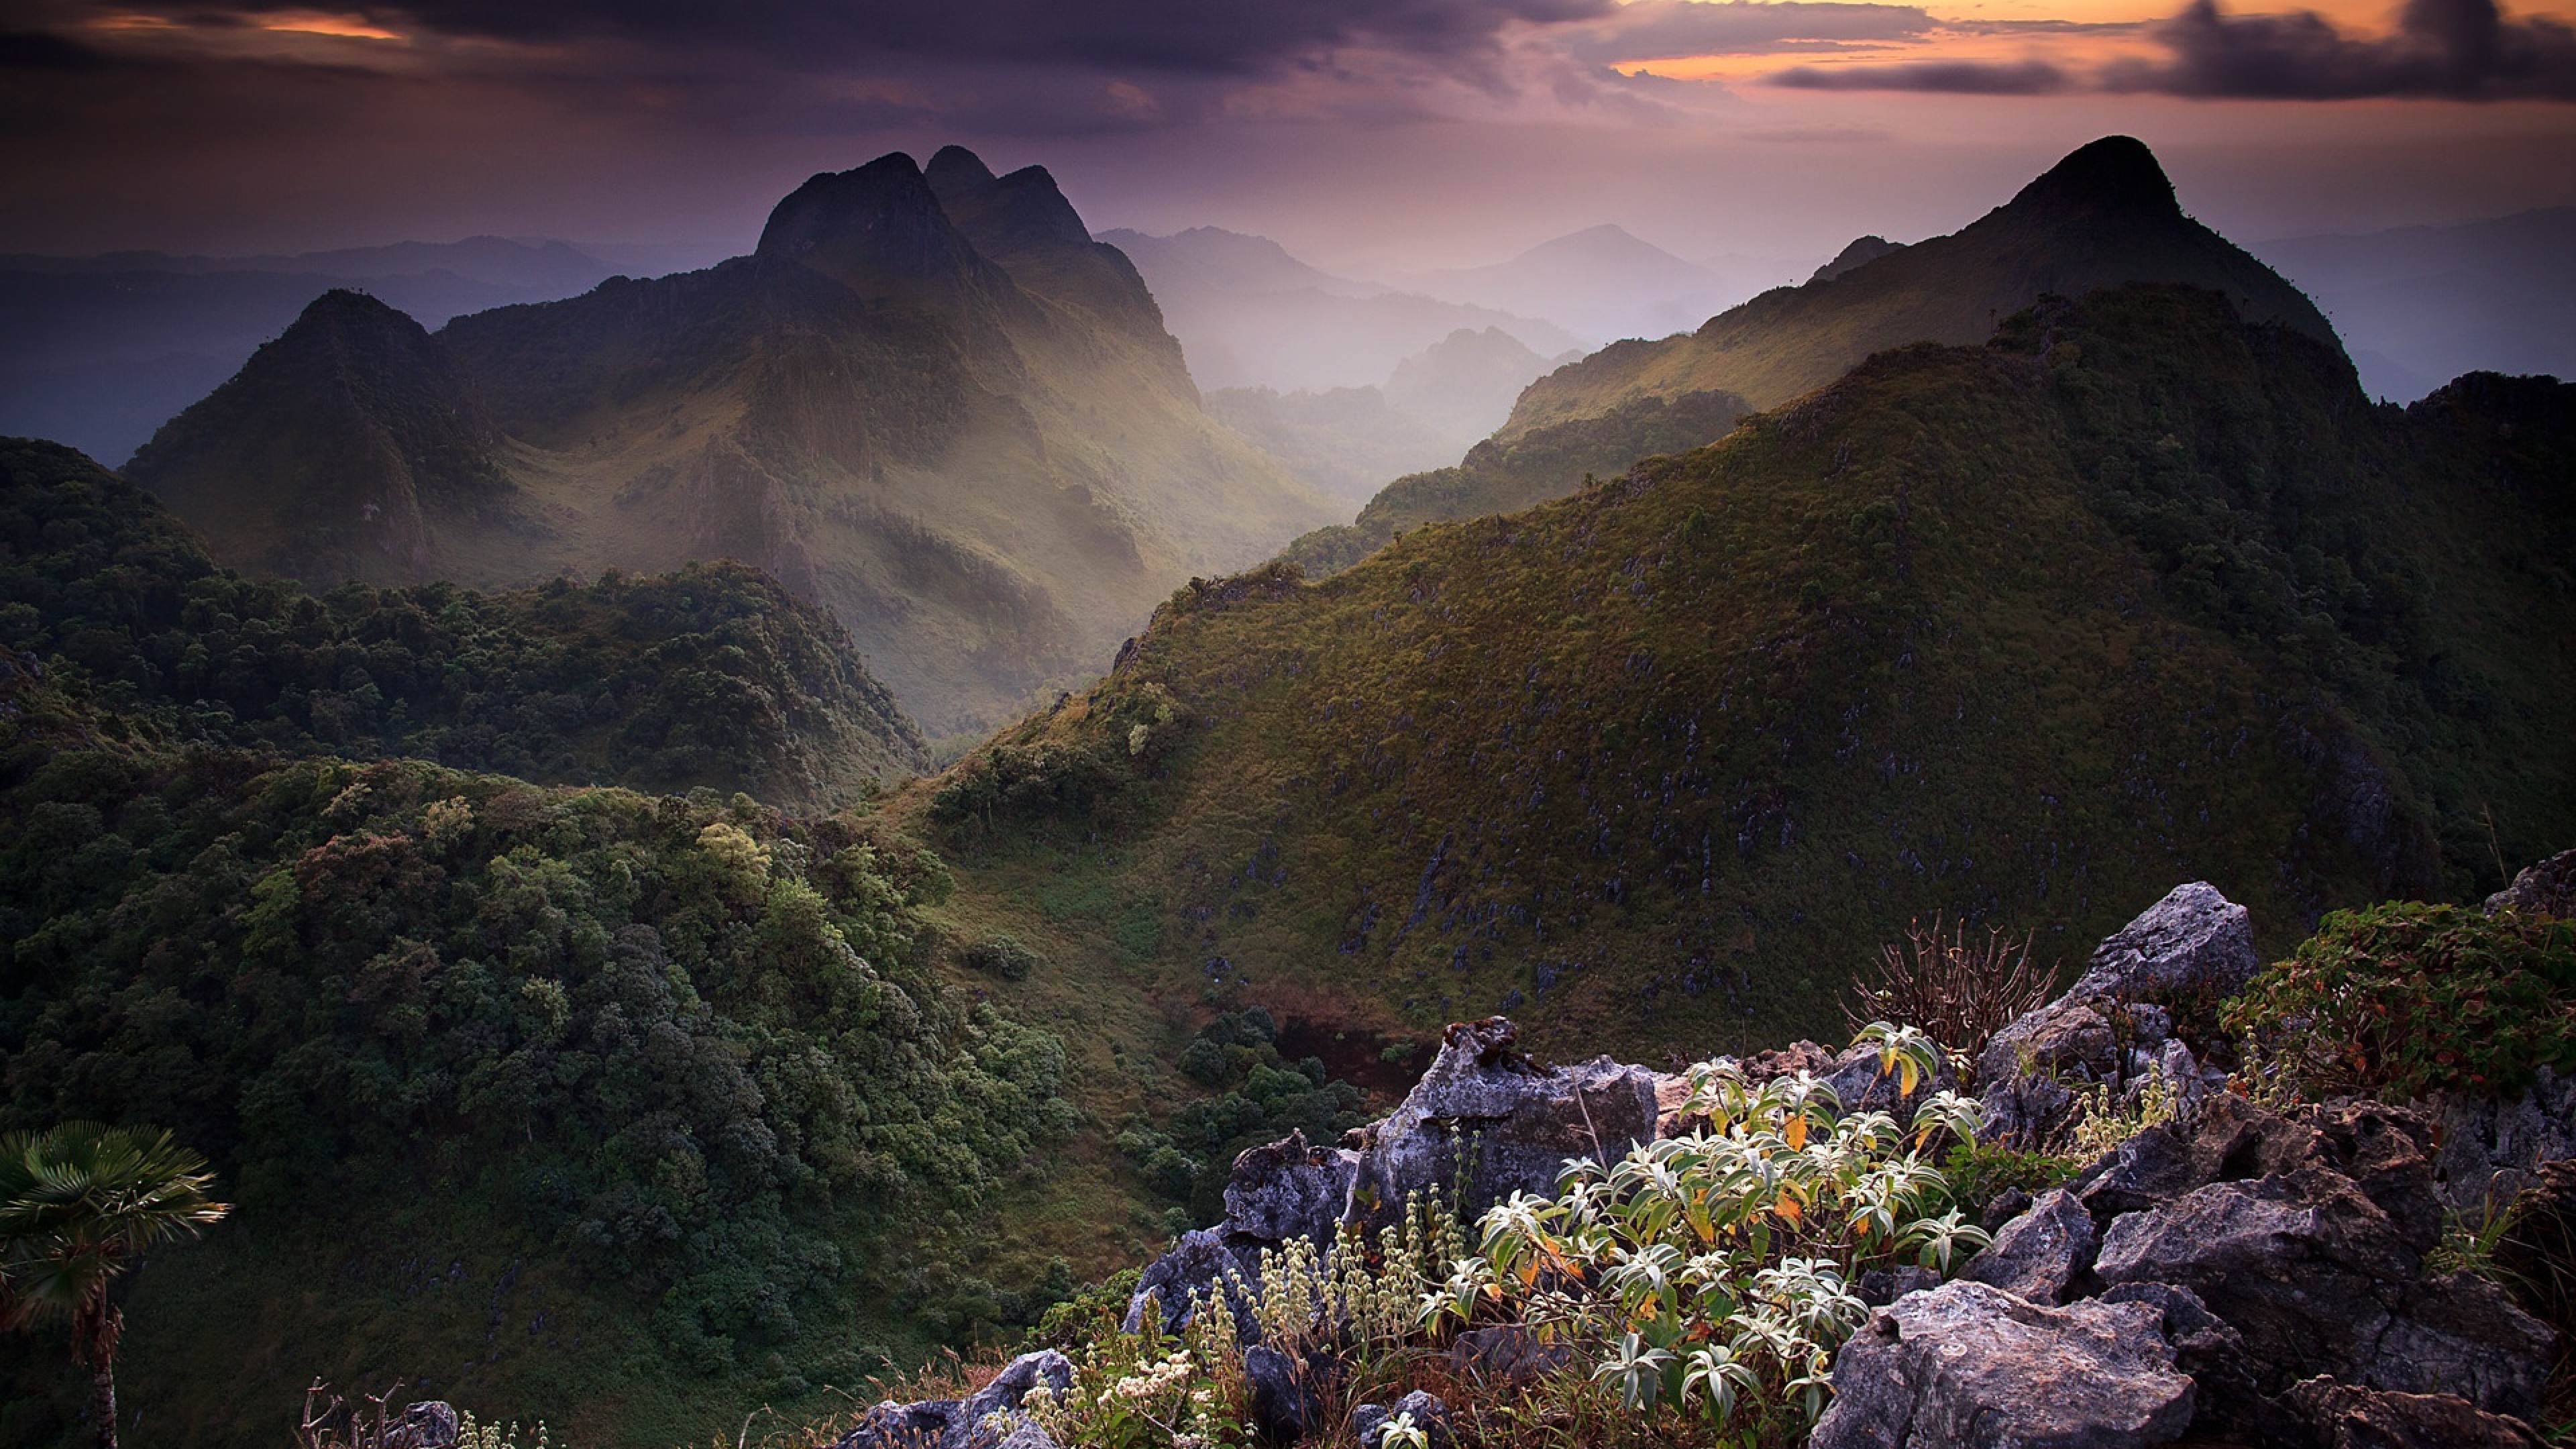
3;0;2574;276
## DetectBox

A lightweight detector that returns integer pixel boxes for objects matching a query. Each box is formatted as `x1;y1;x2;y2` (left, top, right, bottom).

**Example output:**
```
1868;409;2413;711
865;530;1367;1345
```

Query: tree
0;1123;231;1449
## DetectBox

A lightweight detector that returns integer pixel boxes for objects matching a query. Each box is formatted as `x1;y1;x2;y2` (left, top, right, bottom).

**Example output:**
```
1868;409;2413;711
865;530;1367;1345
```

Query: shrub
963;932;1044;981
1425;1024;1991;1440
1843;914;2057;1060
2222;902;2576;1099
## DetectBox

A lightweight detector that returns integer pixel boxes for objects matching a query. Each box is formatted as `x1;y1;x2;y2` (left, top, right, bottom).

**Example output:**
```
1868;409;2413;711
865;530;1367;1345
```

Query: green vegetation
2224;901;2576;1099
1;438;923;805
0;1124;230;1449
1116;1009;1368;1227
1283;390;1748;579
0;659;1071;1443
1022;1028;1990;1449
902;285;2576;1063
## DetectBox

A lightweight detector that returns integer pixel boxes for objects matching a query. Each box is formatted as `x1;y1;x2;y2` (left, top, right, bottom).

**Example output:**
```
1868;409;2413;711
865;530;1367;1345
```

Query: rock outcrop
1809;1281;2196;1449
833;1350;1071;1449
2486;846;2576;918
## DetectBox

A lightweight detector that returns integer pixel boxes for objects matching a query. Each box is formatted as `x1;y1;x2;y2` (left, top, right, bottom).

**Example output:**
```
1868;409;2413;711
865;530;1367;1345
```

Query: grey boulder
1810;1280;2195;1449
1963;1187;2097;1305
833;1349;1072;1449
1343;1018;1658;1230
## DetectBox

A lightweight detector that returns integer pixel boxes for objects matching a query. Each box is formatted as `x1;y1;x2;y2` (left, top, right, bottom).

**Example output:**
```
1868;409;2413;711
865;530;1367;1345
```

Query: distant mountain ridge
1397;223;1735;345
2253;207;2576;403
1275;136;2356;581
0;237;633;464
1507;136;2341;435
121;148;1339;733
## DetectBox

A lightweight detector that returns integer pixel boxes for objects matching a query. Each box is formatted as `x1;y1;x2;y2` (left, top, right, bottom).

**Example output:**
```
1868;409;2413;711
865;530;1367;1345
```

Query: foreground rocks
833;1350;1071;1449
900;876;2567;1449
1809;1281;2196;1449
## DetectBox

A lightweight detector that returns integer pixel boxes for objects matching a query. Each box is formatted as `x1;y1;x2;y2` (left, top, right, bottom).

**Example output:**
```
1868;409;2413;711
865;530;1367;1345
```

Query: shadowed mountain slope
906;286;2574;1064
4;437;924;804
1506;136;2341;435
123;150;1338;733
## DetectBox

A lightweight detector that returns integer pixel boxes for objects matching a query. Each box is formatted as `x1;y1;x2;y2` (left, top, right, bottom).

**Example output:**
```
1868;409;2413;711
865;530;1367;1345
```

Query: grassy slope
902;287;2574;1067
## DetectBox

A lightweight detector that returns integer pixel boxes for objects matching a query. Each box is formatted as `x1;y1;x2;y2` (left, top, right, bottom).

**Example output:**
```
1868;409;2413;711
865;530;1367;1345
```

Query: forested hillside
908;286;2576;1065
2;439;924;806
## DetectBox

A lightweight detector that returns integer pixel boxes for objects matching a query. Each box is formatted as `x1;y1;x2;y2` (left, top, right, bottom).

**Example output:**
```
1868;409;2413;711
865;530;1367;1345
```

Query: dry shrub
1843;914;2055;1061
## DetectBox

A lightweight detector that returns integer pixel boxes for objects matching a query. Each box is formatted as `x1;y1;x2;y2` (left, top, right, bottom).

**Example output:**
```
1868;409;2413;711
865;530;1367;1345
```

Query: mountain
121;149;1340;734
1399;224;1733;345
1100;225;1581;392
1;436;924;803
0;239;628;464
2253;207;2576;404
1384;327;1575;444
1812;235;1907;284
905;285;2575;1067
1507;137;2342;436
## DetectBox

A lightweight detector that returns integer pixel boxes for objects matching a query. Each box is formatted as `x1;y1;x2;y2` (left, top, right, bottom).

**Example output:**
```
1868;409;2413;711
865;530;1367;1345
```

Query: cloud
1555;0;1935;62
2108;0;2576;99
1770;58;2074;91
58;0;1619;76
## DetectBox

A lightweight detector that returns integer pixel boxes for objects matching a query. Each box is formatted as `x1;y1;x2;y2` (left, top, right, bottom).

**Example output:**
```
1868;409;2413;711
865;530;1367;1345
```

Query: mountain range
1287;136;2350;576
0;237;641;466
915;280;2575;1066
1395;223;1740;345
118;148;1340;735
2252;207;2576;404
1100;225;1580;394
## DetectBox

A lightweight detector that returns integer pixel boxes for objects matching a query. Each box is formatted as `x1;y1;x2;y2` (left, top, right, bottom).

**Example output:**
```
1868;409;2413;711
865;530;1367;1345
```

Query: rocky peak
754;151;989;299
2005;135;2182;222
923;144;998;195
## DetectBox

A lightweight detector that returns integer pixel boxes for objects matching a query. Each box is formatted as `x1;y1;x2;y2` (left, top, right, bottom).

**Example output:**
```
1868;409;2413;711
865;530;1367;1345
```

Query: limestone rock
1350;1391;1454;1449
1244;1344;1322;1444
1122;1226;1263;1337
2062;881;2261;1006
383;1403;459;1449
1449;1323;1571;1385
2485;847;2576;918
1809;1280;2194;1449
833;1350;1071;1449
1858;1265;1943;1307
1224;1130;1358;1249
2093;1169;2550;1418
2287;1379;2545;1448
2433;1067;2576;1214
1963;1187;2096;1305
1343;1018;1658;1230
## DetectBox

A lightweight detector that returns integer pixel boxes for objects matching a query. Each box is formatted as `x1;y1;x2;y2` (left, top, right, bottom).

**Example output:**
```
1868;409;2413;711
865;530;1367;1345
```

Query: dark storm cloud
1770;58;2074;91
1556;0;1934;62
2108;0;2576;99
76;0;1617;75
0;29;127;70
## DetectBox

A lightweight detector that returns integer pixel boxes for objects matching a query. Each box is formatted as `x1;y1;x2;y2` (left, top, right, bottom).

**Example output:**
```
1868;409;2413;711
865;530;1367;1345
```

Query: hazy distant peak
2006;135;2178;221
1811;235;1905;284
925;144;999;195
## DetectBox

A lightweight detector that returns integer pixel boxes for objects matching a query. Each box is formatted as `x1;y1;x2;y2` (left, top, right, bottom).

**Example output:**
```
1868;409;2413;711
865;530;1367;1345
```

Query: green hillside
123;150;1340;736
1;437;924;808
0;647;1094;1446
902;286;2575;1065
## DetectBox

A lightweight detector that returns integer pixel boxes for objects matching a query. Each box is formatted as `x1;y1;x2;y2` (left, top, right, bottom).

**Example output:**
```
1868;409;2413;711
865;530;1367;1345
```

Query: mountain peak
755;151;989;297
925;145;998;195
2006;136;2179;220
